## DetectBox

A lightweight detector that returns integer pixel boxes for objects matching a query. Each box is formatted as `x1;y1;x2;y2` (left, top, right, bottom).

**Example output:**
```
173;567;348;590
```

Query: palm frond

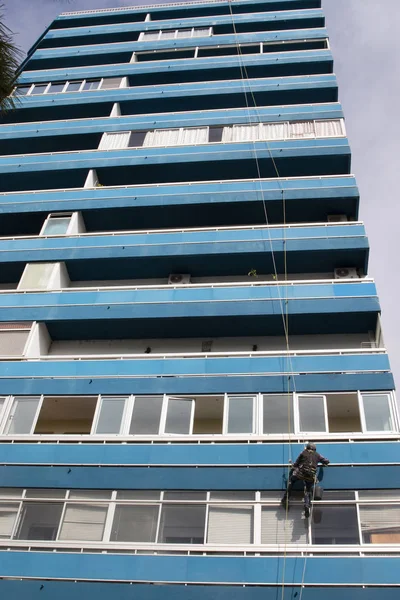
0;3;23;114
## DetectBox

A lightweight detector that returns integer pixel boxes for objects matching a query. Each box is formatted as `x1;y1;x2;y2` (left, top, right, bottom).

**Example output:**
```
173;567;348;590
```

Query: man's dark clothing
282;449;330;510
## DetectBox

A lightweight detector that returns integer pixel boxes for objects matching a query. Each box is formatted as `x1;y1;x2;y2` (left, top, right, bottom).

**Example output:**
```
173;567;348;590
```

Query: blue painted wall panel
0;552;399;585
0;442;398;466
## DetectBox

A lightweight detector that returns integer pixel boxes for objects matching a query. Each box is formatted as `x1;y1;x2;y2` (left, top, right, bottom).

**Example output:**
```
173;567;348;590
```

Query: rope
225;4;300;599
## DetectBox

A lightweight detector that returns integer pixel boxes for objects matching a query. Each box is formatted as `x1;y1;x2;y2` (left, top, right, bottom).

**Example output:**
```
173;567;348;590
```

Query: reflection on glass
42;217;70;235
111;505;159;542
129;396;162;434
362;394;393;431
165;398;193;434
158;504;206;543
95;397;126;434
298;395;326;432
15;502;63;540
5;397;40;434
227;396;253;433
312;505;359;545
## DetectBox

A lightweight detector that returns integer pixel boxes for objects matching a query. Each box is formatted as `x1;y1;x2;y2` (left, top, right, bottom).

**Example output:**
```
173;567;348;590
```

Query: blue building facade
0;0;398;597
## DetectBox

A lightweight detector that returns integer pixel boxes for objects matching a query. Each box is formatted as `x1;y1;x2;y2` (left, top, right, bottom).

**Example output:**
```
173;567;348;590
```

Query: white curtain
100;77;122;90
179;127;209;145
260;122;289;140
315;119;344;138
142;31;159;41
289;121;315;138
261;506;308;544
0;504;19;537
59;504;108;541
207;505;253;544
228;124;261;142
99;131;131;150
192;28;211;37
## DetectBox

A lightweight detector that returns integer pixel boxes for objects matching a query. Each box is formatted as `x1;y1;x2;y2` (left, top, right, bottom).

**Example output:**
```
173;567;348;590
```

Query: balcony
17;48;333;90
38;8;325;49
0;176;360;235
4;74;338;123
0;138;351;193
25;28;329;71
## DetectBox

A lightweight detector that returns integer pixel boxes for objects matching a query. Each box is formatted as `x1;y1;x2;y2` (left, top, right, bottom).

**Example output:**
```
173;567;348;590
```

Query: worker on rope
281;443;330;518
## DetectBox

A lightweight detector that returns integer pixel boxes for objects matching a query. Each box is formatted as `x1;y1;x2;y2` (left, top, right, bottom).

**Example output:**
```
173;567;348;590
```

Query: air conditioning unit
168;273;191;285
328;214;348;222
334;267;359;279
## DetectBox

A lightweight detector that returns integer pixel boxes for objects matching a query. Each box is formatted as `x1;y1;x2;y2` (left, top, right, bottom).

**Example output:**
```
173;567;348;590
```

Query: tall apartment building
0;0;398;597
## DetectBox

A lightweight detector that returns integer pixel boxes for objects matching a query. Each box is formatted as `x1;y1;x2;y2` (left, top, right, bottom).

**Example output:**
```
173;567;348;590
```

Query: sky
2;0;400;387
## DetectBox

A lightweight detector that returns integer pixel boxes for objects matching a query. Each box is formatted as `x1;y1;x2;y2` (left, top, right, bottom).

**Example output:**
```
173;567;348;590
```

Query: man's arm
317;453;330;465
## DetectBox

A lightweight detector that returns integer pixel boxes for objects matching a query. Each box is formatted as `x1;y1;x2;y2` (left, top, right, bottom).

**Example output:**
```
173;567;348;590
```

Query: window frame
295;393;329;434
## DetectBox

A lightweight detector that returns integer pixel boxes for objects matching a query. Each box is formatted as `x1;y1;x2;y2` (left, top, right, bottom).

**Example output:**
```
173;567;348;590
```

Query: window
129;396;163;435
262;505;307;544
95;397;126;434
360;505;400;544
100;77;123;90
208;505;253;544
164;397;194;434
140;27;212;41
18;263;57;290
128;131;147;147
144;127;209;147
311;505;359;545
66;81;83;92
82;79;101;91
15;502;63;540
111;505;159;542
297;395;328;433
263;394;294;434
34;396;97;435
4;397;40;434
0;323;31;357
30;84;48;95
59;494;108;541
14;85;32;96
0;503;19;538
48;82;66;94
361;393;394;432
157;503;206;544
226;396;254;434
41;213;73;235
208;126;224;143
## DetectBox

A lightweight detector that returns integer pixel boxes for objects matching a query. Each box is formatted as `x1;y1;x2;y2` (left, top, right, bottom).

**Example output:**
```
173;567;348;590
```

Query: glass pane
164;492;206;500
69;491;112;500
111;505;159;542
208;127;223;143
25;489;66;499
66;81;83;92
164;398;193;434
117;491;161;500
298;395;327;432
193;28;210;37
142;31;159;41
176;29;192;38
208;506;253;543
362;394;393;431
158;504;206;543
360;505;400;544
59;503;107;541
5;397;40;434
129;396;163;435
227;396;253;433
263;394;294;434
15;86;31;95
95;397;126;434
160;30;176;39
261;505;308;544
0;503;19;538
82;80;100;91
311;505;359;545
19;263;55;290
359;490;400;500
48;82;66;93
42;217;70;235
0;330;30;356
209;492;255;500
321;491;355;500
129;131;147;147
30;85;47;95
100;78;122;89
0;489;23;498
14;502;63;540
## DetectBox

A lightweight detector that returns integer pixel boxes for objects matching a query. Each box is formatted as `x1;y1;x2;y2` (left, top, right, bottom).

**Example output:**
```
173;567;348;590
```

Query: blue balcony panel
0;224;369;283
0;176;359;234
0;372;392;397
41;8;325;48
0;103;344;141
0;284;378;338
0;581;398;600
18;49;333;86
0;442;398;467
0;140;351;195
11;75;338;123
52;0;323;28
0;464;397;491
29;28;329;65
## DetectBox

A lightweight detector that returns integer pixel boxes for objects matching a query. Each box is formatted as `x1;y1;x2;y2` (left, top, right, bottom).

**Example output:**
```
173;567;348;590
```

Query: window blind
360;505;400;533
58;504;107;541
315;119;344;137
289;121;315;138
207;505;253;544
